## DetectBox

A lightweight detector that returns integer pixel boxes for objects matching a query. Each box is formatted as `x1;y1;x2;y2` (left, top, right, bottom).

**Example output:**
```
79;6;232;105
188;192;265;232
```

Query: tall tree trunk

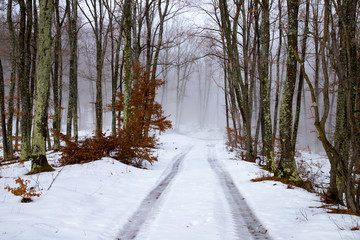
79;0;109;136
219;0;254;161
112;28;123;134
15;85;21;152
94;0;103;136
141;0;169;136
335;0;359;211
31;0;55;173
109;9;118;136
7;0;16;158
123;0;132;129
67;0;78;142
0;59;9;161
18;0;32;161
259;0;275;172
276;0;301;181
30;0;38;112
292;0;310;152
273;0;283;142
53;0;65;150
95;39;103;136
328;0;353;205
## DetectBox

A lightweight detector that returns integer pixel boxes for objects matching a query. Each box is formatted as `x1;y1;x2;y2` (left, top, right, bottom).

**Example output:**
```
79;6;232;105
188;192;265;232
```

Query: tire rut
116;148;192;240
207;145;272;240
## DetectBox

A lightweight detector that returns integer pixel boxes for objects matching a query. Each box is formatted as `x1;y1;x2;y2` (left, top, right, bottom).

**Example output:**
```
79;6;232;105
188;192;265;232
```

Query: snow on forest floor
0;129;360;240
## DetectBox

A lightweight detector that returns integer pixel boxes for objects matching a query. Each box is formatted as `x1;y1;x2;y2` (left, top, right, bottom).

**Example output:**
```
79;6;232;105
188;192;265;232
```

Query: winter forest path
117;138;271;240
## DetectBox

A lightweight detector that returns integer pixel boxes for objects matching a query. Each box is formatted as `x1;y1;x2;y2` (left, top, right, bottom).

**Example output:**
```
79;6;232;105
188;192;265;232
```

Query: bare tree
296;0;360;213
80;0;110;136
53;0;67;149
218;0;255;161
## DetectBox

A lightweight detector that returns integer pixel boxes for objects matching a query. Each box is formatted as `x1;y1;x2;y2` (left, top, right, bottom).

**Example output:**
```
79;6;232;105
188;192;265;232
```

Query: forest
0;0;360;223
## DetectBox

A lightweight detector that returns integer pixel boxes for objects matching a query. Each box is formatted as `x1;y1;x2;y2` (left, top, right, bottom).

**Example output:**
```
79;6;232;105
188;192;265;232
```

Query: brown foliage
311;204;360;217
4;177;41;202
56;132;116;165
115;65;172;134
251;176;314;192
58;65;171;167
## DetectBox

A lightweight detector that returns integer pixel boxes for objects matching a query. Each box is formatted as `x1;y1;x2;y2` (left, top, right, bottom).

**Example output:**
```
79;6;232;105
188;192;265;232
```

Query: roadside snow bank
216;143;360;240
0;134;190;240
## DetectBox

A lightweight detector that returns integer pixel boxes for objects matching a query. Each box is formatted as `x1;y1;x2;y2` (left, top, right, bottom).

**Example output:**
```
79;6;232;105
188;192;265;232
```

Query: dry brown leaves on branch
4;177;41;203
57;65;172;168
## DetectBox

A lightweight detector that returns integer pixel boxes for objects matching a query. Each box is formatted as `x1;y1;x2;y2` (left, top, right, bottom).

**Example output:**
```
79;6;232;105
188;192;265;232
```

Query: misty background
0;0;325;152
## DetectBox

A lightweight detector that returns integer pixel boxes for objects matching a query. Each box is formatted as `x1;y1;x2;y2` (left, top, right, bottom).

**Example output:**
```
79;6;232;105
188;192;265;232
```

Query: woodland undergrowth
226;127;316;192
57;66;172;168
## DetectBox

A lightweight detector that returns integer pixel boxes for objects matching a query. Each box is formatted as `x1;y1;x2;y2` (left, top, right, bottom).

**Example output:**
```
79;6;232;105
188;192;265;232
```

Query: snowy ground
1;129;360;240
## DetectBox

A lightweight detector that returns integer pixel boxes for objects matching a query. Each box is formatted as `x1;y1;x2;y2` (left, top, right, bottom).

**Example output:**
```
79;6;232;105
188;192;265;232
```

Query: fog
60;58;226;135
0;0;327;154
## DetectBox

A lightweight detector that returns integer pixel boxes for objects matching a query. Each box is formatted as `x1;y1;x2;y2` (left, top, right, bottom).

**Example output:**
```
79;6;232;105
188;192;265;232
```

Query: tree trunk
273;0;283;142
79;0;109;136
337;0;359;211
123;0;132;129
30;0;38;112
18;0;33;161
31;0;55;173
259;0;275;171
328;0;357;205
15;85;21;152
292;0;310;152
6;0;16;158
218;0;255;161
0;59;9;161
66;0;78;141
110;10;122;136
53;0;64;150
95;31;103;136
276;0;301;181
113;29;123;134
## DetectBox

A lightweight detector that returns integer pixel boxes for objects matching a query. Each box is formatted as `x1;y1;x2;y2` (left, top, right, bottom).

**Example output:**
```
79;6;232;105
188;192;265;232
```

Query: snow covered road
117;149;191;240
118;141;270;240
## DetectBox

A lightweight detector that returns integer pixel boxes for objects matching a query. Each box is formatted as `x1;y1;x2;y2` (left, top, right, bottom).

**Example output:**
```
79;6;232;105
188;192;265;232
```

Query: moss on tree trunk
29;154;54;174
276;0;301;182
123;0;132;129
30;0;55;174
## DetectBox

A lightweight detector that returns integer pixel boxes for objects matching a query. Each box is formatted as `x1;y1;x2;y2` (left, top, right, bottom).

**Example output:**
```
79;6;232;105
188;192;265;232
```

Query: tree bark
0;59;9;161
123;0;133;129
18;0;33;161
6;0;16;158
259;0;275;172
273;0;283;142
218;0;254;161
95;0;104;136
66;0;78;141
53;0;66;150
292;0;310;152
276;0;301;181
31;0;55;173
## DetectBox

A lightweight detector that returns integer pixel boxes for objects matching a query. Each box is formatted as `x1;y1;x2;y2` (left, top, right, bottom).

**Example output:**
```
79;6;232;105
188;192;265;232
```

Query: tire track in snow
116;147;192;240
207;144;272;240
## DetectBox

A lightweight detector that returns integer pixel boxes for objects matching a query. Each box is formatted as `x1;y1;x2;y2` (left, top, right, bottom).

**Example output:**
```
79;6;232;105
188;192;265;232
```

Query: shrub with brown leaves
4;177;41;202
58;65;171;167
